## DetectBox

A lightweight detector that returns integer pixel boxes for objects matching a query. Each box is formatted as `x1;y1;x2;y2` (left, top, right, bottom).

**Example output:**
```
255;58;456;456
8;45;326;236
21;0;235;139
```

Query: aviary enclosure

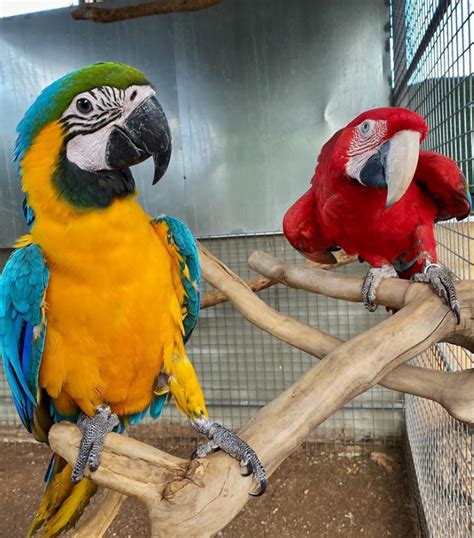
0;0;472;536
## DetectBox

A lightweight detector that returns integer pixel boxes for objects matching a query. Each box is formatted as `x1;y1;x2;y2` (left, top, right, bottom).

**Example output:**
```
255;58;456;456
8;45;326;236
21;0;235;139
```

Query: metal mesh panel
391;0;474;535
0;236;403;445
159;234;402;445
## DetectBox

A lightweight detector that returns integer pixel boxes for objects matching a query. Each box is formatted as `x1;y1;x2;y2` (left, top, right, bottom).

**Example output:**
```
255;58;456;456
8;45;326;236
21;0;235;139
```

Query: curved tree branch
200;250;356;308
201;275;274;308
71;0;222;23
248;250;414;309
72;490;126;538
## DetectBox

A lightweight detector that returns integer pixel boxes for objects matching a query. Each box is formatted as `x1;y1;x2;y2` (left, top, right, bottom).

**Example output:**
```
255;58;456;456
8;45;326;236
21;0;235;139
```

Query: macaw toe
191;418;267;496
361;265;398;312
411;264;461;324
240;460;253;477
71;404;120;483
191;442;221;459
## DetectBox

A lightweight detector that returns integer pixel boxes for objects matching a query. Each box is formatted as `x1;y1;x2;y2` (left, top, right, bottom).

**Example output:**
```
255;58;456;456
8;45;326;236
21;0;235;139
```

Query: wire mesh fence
160;233;402;446
391;0;474;535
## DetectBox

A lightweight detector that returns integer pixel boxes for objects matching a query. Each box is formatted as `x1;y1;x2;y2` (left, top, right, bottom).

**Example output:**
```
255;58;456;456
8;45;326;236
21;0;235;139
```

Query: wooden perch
72;490;125;537
246;250;474;423
201;275;274;308
71;0;222;23
50;244;474;537
200;250;355;308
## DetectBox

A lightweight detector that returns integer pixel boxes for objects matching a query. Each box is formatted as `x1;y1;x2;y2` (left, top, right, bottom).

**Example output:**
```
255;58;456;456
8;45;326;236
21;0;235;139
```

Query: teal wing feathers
0;244;50;437
155;216;201;343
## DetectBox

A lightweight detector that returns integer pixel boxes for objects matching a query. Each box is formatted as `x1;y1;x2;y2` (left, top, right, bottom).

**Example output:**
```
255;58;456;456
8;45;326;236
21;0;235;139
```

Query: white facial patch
346;150;378;180
64;84;156;171
345;119;387;182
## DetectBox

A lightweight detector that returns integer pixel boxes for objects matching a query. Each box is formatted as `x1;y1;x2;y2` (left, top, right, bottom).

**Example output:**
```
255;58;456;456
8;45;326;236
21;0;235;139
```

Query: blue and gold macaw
0;62;265;537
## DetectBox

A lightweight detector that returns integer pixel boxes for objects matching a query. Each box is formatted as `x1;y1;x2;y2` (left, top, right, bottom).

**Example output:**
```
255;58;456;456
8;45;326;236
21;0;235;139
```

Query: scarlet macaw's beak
106;95;172;185
359;130;421;208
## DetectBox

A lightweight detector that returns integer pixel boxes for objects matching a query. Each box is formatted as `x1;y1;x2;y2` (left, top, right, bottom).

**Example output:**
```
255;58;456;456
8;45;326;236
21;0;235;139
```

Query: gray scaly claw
71;404;120;483
191;440;220;459
192;418;267;496
411;263;461;324
361;265;398;312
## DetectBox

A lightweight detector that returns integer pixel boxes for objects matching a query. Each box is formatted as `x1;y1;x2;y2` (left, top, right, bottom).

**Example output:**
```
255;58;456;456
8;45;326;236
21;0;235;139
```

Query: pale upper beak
384;130;420;207
358;130;421;207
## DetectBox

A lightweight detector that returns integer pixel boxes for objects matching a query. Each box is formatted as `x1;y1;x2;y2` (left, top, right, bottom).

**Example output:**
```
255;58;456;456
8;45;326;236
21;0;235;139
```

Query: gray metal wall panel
0;0;389;246
172;0;390;234
0;6;185;246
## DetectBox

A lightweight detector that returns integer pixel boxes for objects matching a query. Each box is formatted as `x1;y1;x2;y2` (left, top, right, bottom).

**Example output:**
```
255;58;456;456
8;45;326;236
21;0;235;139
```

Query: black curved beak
359;140;390;190
106;95;172;185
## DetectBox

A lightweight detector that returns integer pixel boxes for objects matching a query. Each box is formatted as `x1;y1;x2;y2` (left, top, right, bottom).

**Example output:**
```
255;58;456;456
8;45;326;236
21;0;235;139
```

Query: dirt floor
0;440;418;537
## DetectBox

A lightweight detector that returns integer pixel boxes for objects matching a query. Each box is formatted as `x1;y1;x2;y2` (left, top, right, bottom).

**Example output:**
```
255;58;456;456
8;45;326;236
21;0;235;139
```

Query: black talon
453;302;461;324
249;477;267;497
241;461;253;477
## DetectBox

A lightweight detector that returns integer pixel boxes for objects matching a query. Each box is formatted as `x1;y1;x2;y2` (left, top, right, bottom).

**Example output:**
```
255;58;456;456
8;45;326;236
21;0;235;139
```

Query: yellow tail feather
27;454;98;538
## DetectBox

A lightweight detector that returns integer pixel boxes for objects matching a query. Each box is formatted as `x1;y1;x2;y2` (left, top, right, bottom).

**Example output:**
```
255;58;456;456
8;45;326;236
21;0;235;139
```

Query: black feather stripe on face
61;86;126;139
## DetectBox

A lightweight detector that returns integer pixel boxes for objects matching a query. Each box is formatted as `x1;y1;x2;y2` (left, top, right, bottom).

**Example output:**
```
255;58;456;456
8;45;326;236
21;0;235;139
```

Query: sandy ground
0;440;418;537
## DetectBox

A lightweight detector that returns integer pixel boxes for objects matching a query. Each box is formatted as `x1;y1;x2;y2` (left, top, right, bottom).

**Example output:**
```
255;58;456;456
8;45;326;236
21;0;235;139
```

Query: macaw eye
76;98;93;114
130;90;137;101
359;120;374;138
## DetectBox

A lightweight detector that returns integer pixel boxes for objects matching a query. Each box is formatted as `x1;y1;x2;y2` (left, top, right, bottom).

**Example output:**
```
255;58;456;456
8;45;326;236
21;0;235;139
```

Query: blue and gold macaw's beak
359;130;420;208
106;95;172;185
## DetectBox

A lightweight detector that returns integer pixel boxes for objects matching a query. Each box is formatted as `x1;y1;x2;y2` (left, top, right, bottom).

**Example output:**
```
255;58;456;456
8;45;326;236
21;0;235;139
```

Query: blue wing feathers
0;244;49;431
155;216;201;343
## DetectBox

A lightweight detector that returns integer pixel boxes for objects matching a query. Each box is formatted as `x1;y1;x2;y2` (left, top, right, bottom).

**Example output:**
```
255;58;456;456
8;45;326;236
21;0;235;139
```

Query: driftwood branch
200;250;355;308
49;243;473;536
246;250;474;423
72;490;125;538
71;0;222;23
201;275;274;308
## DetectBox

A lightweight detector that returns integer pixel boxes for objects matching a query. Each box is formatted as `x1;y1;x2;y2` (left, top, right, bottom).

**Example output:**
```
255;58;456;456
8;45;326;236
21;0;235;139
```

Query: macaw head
330;107;428;207
16;62;171;209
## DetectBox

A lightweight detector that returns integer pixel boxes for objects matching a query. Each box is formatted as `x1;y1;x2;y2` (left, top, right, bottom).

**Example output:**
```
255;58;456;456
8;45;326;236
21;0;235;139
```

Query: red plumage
283;107;470;278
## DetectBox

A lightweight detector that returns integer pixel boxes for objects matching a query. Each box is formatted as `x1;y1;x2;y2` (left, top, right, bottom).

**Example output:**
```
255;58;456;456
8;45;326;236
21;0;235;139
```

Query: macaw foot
361;265;398;312
191;418;267;496
71;404;120;483
411;263;461;324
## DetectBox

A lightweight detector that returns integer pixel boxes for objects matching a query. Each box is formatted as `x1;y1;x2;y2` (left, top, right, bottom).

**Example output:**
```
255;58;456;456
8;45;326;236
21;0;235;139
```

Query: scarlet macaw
0;62;265;537
283;107;471;319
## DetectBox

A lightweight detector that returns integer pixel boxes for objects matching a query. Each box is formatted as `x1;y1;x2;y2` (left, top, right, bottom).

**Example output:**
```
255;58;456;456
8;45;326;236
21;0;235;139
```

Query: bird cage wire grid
391;0;474;535
0;234;404;448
